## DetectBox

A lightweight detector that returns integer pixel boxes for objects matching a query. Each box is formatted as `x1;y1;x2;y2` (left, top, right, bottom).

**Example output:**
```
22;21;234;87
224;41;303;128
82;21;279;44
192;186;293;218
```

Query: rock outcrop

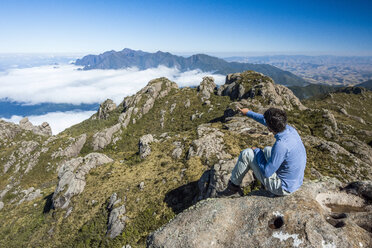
217;71;306;111
139;134;154;159
3;140;40;174
171;141;184;160
187;124;231;164
18;187;42;204
52;134;87;158
97;99;116;120
92;124;121;151
107;193;127;239
119;78;178;128
52;153;113;209
197;76;216;102
0;120;22;142
19;117;52;136
148;179;372;248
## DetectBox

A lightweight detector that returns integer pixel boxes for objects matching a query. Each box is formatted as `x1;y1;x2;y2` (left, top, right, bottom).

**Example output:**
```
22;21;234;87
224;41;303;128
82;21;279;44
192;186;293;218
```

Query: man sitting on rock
218;107;307;197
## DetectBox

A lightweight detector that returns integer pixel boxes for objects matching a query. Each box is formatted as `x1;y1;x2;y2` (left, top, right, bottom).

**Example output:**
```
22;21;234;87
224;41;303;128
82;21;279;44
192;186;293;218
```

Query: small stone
47;227;54;236
139;182;145;190
64;207;73;218
170;103;177;113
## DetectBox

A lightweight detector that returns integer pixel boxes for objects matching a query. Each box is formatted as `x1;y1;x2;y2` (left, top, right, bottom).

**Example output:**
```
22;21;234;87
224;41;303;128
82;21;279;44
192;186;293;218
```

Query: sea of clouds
0;64;225;134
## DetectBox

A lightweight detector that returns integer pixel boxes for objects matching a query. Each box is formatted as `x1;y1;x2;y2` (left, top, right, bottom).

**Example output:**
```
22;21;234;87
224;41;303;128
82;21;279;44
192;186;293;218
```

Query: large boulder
217;71;306;111
147;179;372;248
52;153;113;209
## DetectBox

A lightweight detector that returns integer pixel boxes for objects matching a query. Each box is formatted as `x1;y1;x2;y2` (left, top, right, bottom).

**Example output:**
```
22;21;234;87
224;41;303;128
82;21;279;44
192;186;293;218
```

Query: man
217;107;307;197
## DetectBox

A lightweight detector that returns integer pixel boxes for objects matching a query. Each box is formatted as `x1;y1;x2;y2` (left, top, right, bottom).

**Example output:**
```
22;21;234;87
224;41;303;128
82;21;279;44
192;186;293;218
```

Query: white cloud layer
2;110;96;135
0;64;226;105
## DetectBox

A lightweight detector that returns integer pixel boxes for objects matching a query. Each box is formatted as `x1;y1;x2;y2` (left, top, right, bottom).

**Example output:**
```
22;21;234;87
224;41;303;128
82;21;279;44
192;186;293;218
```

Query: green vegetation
288;84;338;99
0;74;371;248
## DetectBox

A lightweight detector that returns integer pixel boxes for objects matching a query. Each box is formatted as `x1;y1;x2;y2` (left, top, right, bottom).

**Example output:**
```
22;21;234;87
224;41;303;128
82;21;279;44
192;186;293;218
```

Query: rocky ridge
19;117;52;136
0;71;371;248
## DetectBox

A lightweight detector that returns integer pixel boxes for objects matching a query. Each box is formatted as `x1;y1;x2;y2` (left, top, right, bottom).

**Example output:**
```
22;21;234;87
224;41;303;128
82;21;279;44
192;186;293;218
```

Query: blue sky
1;0;371;55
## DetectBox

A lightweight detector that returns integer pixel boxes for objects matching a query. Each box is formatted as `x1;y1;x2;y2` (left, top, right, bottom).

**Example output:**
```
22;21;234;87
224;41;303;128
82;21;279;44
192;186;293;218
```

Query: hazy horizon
2;50;372;58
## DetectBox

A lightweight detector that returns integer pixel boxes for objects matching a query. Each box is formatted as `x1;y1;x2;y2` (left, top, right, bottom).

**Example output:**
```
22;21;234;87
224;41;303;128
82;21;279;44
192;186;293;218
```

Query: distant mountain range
289;79;372;100
288;84;339;99
75;48;308;86
225;55;372;85
356;79;372;90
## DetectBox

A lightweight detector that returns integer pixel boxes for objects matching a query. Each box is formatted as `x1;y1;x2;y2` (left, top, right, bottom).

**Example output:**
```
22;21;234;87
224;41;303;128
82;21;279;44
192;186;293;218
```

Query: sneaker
216;180;244;198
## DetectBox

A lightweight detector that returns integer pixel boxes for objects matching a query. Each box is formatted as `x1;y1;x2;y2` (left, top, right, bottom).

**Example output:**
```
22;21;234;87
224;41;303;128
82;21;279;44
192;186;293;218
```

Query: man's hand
237;107;249;116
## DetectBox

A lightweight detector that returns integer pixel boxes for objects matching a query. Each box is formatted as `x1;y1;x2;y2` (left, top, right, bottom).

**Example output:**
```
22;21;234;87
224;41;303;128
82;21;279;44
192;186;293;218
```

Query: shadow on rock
164;181;199;214
246;189;279;198
43;193;54;214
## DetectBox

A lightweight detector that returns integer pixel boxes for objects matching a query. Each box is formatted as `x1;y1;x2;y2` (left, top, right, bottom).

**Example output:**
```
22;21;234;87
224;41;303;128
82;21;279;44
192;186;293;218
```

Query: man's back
273;125;306;193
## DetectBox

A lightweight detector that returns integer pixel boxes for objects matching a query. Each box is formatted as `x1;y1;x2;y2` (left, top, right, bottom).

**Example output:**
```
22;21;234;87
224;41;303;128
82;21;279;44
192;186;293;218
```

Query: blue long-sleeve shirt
247;111;307;193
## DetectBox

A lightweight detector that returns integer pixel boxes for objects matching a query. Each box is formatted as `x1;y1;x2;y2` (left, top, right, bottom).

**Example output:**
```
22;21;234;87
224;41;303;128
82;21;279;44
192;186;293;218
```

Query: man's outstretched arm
238;108;267;126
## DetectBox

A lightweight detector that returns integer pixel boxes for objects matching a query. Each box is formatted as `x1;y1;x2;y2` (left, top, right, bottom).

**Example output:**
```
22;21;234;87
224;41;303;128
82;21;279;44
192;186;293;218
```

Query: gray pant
230;146;290;196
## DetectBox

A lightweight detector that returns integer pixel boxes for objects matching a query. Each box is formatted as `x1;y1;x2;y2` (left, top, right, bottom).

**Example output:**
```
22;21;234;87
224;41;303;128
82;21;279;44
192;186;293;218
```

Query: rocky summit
0;70;371;247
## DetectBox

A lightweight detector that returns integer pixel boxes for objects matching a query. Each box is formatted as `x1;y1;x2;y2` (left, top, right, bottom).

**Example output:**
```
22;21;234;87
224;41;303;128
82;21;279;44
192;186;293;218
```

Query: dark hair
264;108;287;133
